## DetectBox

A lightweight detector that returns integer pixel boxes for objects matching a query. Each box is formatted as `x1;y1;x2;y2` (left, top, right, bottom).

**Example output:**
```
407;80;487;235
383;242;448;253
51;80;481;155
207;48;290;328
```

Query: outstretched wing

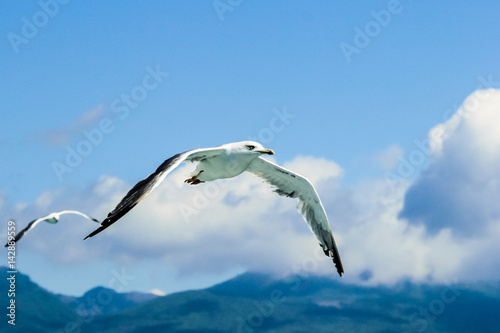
5;210;101;247
246;157;344;276
59;210;101;224
84;147;226;240
4;217;44;247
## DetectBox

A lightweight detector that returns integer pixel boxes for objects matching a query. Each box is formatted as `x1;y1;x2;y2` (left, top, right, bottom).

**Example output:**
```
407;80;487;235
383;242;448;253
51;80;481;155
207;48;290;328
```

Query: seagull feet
184;170;205;185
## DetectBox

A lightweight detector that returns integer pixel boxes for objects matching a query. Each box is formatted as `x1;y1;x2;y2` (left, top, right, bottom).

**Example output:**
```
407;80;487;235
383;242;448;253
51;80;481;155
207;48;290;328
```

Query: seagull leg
184;170;205;185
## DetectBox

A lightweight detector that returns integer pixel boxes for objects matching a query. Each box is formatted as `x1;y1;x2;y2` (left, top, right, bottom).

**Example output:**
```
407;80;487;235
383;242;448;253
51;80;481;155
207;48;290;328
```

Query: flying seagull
5;210;100;247
84;141;344;276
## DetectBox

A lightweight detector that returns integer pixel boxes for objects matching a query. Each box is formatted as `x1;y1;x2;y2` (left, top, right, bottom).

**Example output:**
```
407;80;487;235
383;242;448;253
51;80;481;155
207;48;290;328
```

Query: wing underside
246;157;344;276
84;147;226;239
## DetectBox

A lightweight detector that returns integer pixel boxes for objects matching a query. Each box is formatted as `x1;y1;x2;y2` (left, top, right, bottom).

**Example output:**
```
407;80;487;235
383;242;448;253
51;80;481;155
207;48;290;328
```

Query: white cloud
149;288;165;296
0;159;459;286
397;89;500;283
6;95;500;292
374;144;404;171
282;155;343;184
401;89;500;236
429;89;500;156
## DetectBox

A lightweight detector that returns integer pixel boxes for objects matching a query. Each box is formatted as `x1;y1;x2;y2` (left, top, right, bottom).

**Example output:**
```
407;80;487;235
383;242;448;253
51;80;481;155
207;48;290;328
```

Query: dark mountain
1;268;500;332
69;273;500;333
0;266;77;333
58;286;158;316
0;267;157;333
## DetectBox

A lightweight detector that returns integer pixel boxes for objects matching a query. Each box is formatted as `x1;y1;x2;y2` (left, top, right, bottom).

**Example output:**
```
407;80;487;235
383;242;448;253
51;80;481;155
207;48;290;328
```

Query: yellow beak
259;149;275;155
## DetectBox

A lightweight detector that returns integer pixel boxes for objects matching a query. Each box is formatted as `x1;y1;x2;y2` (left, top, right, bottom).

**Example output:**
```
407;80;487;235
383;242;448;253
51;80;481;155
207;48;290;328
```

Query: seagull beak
259;149;275;155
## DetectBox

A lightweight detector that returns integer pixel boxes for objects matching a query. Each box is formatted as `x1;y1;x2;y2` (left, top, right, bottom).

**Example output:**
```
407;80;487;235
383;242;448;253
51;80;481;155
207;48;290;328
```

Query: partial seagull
5;210;100;247
84;141;344;276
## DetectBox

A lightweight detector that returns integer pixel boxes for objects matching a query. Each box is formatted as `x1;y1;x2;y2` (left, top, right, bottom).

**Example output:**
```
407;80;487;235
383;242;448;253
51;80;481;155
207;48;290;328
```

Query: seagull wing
246;157;344;276
5;211;101;247
58;210;101;224
4;217;45;247
84;147;226;240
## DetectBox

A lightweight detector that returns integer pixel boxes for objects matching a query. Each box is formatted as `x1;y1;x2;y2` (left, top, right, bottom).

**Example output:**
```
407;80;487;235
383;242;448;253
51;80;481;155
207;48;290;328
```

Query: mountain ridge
1;267;500;332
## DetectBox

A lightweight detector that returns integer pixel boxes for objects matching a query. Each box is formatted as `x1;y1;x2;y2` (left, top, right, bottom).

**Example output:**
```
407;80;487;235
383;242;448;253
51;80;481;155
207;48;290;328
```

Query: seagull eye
246;145;255;151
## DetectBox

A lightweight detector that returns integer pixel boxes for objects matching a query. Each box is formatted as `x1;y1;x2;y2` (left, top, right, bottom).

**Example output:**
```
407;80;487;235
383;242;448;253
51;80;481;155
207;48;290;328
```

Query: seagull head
235;141;275;155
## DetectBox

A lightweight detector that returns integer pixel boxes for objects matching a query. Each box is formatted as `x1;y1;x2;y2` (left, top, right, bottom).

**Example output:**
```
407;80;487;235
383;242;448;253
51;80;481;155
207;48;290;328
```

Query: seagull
84;141;344;276
5;210;100;247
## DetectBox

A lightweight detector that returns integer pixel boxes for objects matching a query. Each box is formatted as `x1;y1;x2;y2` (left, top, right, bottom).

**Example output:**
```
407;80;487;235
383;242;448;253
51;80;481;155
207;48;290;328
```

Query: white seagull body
84;141;344;276
5;210;100;247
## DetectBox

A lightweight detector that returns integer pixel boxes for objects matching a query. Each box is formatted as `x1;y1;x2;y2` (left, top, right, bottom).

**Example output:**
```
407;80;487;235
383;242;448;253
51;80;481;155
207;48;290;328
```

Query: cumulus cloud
400;89;500;237
6;96;500;291
0;159;464;286
374;144;404;171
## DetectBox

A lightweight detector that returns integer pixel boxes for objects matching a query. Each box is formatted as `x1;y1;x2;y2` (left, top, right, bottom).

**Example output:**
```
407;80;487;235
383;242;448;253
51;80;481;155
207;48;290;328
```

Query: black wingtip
5;237;19;248
334;257;344;277
337;267;344;278
320;243;344;277
334;256;344;277
5;239;17;248
84;225;107;240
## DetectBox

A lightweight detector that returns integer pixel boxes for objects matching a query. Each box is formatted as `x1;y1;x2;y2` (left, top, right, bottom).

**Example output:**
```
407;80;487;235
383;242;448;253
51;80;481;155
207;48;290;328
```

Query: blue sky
1;1;500;297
